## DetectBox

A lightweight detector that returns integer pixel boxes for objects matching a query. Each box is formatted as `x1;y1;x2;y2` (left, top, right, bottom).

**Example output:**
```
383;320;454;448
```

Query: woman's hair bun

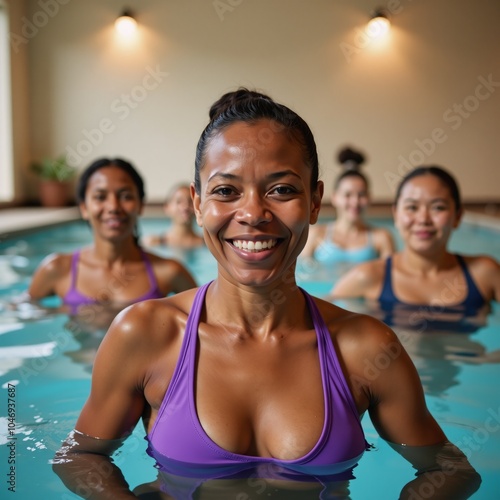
208;87;273;121
337;146;366;170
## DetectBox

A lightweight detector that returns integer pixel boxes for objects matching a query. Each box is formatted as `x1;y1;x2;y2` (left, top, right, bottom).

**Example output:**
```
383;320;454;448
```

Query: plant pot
38;180;72;207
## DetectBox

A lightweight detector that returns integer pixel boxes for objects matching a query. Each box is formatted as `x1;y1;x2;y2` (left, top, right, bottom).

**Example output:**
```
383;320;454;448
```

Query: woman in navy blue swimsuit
329;166;500;311
53;92;480;499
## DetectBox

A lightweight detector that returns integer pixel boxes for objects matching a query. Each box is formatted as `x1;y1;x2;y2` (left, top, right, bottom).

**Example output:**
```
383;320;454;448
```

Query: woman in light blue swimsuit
302;148;395;264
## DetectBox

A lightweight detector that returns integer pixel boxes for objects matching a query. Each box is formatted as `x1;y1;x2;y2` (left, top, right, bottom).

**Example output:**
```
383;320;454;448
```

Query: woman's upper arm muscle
359;320;445;445
75;304;157;439
28;253;69;299
374;228;396;259
150;255;197;295
329;261;380;299
169;261;197;293
330;311;445;446
470;255;500;303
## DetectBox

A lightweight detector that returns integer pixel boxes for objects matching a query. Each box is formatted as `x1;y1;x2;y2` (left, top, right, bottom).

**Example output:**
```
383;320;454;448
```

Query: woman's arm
476;255;500;303
390;440;481;500
52;301;165;498
28;253;70;299
345;317;480;498
150;255;197;295
374;227;396;259
328;261;381;300
52;430;137;500
168;260;197;293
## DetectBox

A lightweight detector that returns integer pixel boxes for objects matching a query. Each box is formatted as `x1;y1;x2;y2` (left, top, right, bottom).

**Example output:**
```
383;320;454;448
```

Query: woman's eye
271;185;295;195
213;187;235;197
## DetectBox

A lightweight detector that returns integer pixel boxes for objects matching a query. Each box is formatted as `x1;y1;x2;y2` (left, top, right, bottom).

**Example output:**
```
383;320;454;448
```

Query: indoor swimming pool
0;217;499;499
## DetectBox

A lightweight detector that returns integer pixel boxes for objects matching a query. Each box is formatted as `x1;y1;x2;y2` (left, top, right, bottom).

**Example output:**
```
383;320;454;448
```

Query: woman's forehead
399;174;454;202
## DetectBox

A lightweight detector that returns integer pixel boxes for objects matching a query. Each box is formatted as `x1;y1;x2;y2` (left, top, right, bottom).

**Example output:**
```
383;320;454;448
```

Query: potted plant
31;154;78;207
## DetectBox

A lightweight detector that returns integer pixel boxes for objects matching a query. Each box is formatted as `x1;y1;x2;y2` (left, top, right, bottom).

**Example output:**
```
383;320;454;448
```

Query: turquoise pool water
0;218;499;499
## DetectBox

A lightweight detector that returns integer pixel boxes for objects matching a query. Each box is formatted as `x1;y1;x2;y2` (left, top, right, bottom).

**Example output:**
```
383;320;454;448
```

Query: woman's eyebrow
207;170;302;183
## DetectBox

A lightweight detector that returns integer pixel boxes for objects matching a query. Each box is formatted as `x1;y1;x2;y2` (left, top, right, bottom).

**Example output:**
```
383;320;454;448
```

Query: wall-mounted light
115;9;137;37
367;8;390;40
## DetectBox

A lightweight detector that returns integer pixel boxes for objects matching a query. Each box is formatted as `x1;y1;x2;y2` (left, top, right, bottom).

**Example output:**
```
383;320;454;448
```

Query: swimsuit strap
140;248;158;287
455;254;486;309
148;282;210;438
301;289;361;421
378;256;397;304
68;250;81;292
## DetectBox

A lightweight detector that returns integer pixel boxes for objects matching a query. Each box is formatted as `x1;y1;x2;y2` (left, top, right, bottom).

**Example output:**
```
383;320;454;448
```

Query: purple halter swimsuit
63;249;163;306
146;282;368;491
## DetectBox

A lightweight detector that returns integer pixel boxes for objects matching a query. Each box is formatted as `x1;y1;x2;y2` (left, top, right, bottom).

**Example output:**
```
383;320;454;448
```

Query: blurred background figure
28;158;196;311
302;146;395;265
142;183;204;249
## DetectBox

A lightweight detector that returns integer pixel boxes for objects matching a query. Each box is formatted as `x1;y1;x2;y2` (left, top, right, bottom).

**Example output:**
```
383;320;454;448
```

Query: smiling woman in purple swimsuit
28;158;196;311
53;91;480;499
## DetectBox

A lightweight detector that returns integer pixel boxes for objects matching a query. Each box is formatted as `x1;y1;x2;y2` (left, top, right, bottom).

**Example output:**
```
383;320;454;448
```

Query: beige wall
11;0;500;203
6;0;30;202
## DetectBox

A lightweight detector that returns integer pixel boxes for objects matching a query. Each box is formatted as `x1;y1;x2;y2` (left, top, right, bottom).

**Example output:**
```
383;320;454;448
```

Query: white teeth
232;239;277;252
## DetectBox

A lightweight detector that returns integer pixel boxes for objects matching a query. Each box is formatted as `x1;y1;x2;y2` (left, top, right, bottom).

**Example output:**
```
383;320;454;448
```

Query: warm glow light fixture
367;8;391;40
115;9;137;36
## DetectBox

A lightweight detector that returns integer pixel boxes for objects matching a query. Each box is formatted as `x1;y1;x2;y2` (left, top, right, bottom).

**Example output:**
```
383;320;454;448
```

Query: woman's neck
205;277;309;341
333;217;367;234
398;248;455;275
89;238;140;267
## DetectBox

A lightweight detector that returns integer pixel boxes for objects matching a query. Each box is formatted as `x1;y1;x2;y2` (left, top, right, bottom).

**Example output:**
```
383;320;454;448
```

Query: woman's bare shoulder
29;252;73;295
313;297;402;379
463;253;500;272
38;252;73;273
103;287;199;350
315;296;391;342
461;254;500;298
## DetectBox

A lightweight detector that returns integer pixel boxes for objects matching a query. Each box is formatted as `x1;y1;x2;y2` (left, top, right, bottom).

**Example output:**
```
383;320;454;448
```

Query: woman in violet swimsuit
28;158;196;311
53;91;480;499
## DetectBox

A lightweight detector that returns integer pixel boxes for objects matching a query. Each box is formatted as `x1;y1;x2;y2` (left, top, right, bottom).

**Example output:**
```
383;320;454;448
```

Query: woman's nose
234;193;272;226
105;195;120;211
416;206;431;223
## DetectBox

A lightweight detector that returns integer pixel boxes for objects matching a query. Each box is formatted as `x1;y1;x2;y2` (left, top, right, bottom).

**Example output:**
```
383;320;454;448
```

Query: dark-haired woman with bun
329;165;500;309
28;158;196;308
53;94;480;499
302;146;395;264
